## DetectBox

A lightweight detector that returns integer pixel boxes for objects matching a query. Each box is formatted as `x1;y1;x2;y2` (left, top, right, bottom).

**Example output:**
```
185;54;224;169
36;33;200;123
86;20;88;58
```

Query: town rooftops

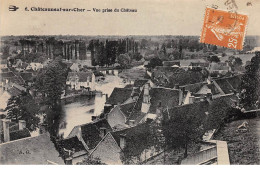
133;79;148;88
180;82;220;95
0;133;64;165
110;122;152;157
58;136;87;153
67;71;93;82
214;74;243;94
57;136;88;159
0;72;15;79
105;88;133;105
68;119;112;150
19;72;33;82
149;88;180;114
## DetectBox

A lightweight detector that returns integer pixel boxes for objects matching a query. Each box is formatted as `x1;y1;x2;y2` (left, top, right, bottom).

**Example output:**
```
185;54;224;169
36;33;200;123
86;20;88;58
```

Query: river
58;73;128;138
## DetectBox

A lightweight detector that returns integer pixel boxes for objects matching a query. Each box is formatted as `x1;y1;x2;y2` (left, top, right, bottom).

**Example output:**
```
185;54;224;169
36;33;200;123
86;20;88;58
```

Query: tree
147;57;163;69
208;55;220;63
117;54;131;69
162;105;205;158
239;53;260;109
233;57;243;67
205;98;231;130
5;91;40;131
34;57;68;136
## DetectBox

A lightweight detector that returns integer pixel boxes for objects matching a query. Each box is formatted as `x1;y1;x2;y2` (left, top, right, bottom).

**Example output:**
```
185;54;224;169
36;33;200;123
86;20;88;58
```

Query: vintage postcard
0;0;260;165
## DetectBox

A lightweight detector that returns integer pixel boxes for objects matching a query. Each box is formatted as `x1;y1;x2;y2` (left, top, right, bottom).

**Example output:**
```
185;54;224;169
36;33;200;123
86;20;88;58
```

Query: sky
0;0;260;36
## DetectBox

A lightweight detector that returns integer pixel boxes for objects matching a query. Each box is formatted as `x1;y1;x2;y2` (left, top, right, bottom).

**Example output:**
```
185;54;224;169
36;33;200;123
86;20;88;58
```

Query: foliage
34;57;68;135
117;54;131;68
167;69;205;87
205;98;232;130
5;91;40;131
239;54;260;109
208;55;220;63
77;156;105;165
120;122;155;164
147;57;163;69
162;106;205;157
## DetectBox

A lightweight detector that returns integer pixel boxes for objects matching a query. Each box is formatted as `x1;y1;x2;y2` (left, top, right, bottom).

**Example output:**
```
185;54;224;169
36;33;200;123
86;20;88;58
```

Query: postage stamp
200;7;248;50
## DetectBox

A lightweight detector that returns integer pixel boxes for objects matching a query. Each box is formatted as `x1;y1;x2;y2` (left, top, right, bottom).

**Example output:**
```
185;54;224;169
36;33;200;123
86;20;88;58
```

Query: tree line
87;38;140;67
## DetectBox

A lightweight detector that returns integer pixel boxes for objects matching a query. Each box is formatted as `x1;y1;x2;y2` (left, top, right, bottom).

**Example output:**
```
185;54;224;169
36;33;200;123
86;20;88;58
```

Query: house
66;71;95;91
0;119;31;144
57;136;88;165
0;133;64;164
179;81;221;104
152;66;206;87
67;119;112;152
105;87;134;108
70;63;81;72
212;74;243;95
106;83;182;129
189;62;209;68
208;62;231;75
90;121;159;165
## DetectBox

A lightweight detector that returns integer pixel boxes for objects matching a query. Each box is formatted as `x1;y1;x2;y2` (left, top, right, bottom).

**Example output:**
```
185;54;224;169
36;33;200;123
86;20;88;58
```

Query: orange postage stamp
200;7;248;50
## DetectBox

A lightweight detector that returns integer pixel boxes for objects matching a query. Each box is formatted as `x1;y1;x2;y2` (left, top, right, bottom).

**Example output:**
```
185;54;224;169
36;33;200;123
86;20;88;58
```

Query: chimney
120;134;126;149
99;127;107;138
3;119;11;142
18;120;26;130
189;96;195;104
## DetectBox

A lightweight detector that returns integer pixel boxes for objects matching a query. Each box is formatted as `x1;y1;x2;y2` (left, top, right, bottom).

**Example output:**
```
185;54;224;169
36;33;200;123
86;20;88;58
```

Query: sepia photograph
0;0;260;166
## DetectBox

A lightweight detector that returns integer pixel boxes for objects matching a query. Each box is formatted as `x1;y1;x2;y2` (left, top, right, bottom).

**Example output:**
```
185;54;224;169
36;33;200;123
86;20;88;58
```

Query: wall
91;133;122;165
107;107;126;128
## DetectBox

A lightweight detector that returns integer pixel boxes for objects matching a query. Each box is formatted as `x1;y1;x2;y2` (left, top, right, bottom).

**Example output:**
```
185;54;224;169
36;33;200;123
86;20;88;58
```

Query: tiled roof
20;72;33;82
67;72;93;82
119;102;136;118
0;133;64;164
125;89;146;124
110;122;152;157
8;76;25;85
133;79;148;87
206;84;220;95
105;88;133;105
214;74;243;94
57;136;87;153
80;119;112;150
7;87;23;96
180;82;205;93
166;100;209;118
0;72;15;79
149;88;180;113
